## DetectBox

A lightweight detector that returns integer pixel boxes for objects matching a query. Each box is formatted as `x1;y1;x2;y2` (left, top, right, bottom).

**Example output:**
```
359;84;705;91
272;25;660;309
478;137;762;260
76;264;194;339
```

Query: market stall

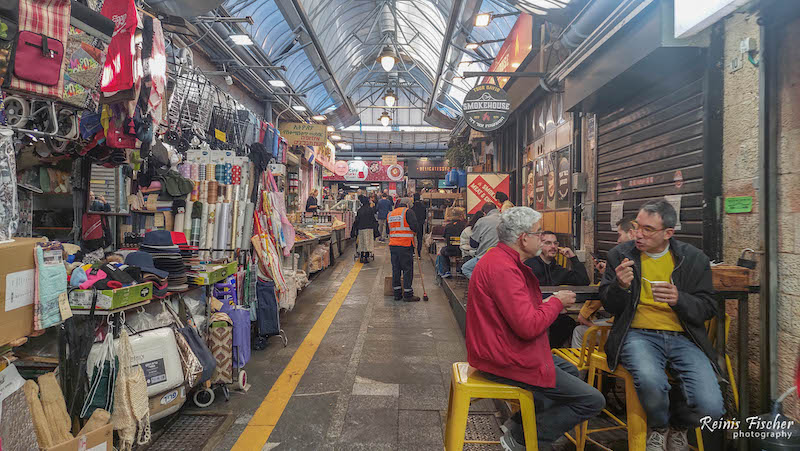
0;0;334;448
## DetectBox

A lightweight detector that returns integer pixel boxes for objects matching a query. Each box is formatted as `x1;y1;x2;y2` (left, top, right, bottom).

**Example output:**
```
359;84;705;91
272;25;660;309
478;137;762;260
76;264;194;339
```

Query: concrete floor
213;241;470;450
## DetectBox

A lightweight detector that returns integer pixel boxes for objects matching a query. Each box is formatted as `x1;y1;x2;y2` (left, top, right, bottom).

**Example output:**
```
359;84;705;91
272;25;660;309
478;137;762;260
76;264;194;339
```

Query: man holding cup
599;200;723;451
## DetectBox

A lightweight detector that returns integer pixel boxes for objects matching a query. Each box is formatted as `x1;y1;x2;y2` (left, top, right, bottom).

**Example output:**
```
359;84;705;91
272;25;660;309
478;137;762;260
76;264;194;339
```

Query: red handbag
13;31;63;86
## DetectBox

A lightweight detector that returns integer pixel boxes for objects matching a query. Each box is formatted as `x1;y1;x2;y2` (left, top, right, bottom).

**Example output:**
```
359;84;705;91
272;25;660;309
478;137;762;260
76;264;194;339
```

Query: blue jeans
484;355;605;448
619;329;724;429
461;255;480;279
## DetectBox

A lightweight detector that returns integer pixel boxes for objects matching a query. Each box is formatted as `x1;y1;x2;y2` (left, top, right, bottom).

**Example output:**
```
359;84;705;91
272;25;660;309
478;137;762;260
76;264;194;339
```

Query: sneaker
646;429;668;451
499;430;525;451
666;428;689;451
403;295;421;302
500;418;516;435
442;272;452;278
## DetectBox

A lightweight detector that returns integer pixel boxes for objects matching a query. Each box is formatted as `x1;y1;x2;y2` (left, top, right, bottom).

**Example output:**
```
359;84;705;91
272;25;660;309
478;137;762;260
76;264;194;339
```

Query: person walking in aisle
388;198;420;302
376;192;393;242
352;195;378;263
411;193;427;256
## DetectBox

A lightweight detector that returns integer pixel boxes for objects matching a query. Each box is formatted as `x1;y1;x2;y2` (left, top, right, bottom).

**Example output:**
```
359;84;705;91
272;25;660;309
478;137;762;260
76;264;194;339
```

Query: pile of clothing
140;230;188;292
170;231;198;277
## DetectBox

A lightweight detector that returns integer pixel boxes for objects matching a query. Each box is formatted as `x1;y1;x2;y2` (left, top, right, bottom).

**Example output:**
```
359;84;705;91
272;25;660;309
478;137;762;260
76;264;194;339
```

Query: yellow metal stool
580;315;737;451
445;362;538;450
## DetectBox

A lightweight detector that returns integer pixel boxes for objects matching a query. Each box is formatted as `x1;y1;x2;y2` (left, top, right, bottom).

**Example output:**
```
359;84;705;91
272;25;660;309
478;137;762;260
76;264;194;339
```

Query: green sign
725;196;753;214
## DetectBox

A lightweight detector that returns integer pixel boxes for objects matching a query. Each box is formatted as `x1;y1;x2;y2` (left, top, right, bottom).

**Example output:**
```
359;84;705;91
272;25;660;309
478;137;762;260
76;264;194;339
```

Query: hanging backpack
81;213;111;251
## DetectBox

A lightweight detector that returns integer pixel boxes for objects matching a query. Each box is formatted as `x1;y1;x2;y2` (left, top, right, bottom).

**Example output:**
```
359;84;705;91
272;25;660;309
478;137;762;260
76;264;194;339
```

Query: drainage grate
143;412;233;451
464;413;503;450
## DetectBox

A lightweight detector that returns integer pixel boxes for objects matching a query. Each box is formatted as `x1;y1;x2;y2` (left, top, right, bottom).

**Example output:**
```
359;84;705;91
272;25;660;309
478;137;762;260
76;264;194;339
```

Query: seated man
460;203;501;279
525;232;590;347
599;200;724;450
436;209;466;278
467;207;605;451
571;216;637;349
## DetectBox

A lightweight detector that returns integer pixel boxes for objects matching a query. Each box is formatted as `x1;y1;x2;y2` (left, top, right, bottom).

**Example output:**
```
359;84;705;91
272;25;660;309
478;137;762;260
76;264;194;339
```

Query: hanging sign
278;123;327;147
381;154;397;166
323;161;405;182
406;159;450;179
463;84;511;132
214;129;227;142
466;173;510;214
482;13;533;88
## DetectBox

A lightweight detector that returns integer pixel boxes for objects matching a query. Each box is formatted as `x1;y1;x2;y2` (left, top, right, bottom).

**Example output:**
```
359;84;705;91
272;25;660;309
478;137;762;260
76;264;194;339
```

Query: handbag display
172;327;203;388
12;31;63;86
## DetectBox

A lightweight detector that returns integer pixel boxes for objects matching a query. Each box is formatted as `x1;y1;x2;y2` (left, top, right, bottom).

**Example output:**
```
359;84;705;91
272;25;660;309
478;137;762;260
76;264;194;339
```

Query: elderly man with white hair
466;207;605;451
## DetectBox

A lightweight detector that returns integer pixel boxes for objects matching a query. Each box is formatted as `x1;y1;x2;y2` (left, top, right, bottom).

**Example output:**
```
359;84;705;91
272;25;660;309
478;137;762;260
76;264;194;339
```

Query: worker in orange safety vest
387;197;420;302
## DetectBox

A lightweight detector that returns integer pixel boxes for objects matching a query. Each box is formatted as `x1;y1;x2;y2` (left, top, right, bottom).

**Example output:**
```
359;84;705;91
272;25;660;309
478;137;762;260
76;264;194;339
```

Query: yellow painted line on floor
231;262;364;451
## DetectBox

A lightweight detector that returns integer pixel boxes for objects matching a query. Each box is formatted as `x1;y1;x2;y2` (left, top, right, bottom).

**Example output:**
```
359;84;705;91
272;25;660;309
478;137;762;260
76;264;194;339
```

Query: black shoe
393;292;402;301
404;295;421;302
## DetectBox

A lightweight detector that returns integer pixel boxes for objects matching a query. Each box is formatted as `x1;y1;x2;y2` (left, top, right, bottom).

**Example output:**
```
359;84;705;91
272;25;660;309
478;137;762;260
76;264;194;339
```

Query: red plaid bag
9;0;71;98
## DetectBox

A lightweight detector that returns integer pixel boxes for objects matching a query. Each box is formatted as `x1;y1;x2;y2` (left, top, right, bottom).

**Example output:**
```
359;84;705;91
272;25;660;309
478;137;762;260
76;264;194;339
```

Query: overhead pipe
557;0;620;49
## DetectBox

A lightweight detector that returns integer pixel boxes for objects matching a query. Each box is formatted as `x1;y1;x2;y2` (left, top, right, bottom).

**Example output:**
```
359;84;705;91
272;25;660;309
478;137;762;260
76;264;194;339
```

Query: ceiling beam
281;0;357;116
425;0;465;116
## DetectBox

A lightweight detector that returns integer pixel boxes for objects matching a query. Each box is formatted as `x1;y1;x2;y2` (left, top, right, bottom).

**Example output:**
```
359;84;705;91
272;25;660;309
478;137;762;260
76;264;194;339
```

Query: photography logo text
700;415;795;440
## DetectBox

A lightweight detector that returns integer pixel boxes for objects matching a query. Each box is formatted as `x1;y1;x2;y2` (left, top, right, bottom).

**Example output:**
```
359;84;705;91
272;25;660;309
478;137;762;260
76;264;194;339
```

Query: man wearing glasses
467;207;605;451
599;200;723;451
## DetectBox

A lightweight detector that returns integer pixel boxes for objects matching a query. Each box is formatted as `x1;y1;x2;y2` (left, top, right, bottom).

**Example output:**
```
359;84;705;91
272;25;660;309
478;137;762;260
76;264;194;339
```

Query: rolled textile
235;197;247;249
214;202;231;259
191;202;203;247
241;202;255;251
199;180;208;203
207;181;218;203
190;163;199;181
204;203;216;260
190;180;198;202
183;195;193;238
230;199;239;250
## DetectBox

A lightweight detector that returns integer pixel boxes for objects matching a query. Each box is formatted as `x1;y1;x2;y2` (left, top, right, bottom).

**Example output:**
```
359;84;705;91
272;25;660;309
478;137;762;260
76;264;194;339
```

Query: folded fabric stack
123;251;169;298
140;230;188;292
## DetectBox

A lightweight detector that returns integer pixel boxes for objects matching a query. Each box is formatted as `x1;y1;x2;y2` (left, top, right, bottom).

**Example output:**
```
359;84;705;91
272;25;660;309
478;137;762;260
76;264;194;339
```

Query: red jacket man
465;206;604;450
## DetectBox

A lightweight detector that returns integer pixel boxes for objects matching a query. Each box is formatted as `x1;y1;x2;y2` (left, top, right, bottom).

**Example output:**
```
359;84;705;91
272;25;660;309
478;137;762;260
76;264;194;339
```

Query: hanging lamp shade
379;48;396;72
379;111;391;127
384;89;396;107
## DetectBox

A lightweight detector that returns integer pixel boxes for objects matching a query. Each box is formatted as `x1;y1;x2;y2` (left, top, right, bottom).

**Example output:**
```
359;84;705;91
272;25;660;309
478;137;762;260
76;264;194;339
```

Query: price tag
58;292;73;321
154;213;165;228
146;194;159;211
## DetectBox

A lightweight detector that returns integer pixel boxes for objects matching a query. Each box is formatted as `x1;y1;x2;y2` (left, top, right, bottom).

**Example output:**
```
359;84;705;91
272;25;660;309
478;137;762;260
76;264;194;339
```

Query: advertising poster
466;173;510;214
323;161;404;182
534;157;546;211
556;148;570;209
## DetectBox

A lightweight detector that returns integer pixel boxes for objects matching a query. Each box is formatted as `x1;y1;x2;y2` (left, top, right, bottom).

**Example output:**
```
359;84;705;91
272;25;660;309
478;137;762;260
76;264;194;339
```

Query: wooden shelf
33;226;71;230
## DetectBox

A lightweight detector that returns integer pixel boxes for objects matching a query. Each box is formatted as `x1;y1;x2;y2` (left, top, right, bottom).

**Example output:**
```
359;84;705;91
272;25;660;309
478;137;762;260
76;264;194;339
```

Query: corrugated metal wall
595;63;706;257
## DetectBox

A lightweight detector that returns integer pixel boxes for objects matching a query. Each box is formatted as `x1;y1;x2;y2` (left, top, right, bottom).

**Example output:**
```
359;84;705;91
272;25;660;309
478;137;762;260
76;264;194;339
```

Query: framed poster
524;162;534;207
466;173;510;214
534;157;546;211
545;153;557;209
556;148;570;209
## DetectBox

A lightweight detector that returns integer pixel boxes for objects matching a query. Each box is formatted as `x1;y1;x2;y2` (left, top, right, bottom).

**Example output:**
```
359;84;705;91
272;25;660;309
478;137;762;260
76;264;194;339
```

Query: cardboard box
149;384;187;422
0;238;45;346
194;261;237;286
45;423;112;451
69;282;153;311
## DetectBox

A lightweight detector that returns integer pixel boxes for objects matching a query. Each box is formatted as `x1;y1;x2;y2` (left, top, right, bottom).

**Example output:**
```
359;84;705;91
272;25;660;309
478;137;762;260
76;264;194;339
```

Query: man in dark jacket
525;232;590;286
411;193;427;256
525;232;590;347
599;200;723;451
376;193;393;242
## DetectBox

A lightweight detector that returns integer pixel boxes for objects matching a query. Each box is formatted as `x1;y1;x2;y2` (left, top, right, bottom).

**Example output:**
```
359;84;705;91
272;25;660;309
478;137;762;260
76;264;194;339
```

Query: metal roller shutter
595;63;706;257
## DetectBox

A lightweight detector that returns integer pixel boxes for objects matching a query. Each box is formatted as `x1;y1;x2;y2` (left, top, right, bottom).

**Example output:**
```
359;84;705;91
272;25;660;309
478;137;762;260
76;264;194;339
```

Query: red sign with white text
482;14;532;88
467;173;510;214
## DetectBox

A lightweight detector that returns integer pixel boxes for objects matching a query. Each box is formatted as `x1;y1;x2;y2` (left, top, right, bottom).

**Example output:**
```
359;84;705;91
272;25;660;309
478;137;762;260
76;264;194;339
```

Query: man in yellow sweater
599;201;723;451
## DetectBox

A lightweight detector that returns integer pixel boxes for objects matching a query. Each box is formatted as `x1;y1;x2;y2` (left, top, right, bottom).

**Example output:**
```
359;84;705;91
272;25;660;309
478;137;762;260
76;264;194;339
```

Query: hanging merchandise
111;329;151;451
33;241;69;330
100;0;138;94
0;128;18;240
80;319;116;419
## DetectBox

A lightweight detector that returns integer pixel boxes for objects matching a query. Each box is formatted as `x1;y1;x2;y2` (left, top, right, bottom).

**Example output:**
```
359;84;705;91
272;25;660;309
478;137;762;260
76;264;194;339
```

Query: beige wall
775;15;800;420
721;11;766;415
723;10;800;419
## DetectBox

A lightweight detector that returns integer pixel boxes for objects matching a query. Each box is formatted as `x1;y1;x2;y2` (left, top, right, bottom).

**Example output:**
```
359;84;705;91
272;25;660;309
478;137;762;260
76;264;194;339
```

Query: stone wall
721;11;765;416
775;14;800;420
